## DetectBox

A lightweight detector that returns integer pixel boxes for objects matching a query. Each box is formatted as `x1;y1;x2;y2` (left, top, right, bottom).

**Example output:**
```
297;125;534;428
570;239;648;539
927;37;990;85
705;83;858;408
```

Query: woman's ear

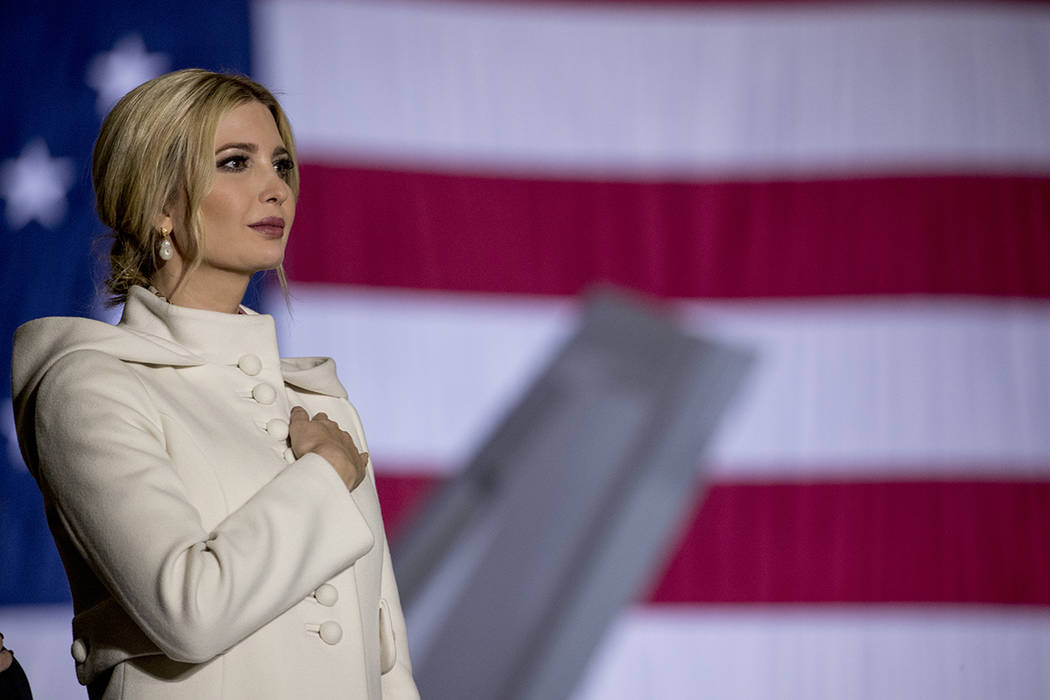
151;212;174;234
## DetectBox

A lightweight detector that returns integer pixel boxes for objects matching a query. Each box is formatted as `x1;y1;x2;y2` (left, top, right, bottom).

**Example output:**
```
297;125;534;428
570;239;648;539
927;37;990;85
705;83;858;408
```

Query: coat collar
120;286;282;369
121;286;348;398
13;286;348;401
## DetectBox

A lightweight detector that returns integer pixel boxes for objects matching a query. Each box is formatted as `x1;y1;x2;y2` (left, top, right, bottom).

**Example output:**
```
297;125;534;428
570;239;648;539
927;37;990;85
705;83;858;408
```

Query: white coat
11;286;419;700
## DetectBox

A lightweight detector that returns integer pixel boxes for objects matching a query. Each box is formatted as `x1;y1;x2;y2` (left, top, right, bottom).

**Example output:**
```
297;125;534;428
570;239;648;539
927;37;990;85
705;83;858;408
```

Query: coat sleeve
30;349;376;663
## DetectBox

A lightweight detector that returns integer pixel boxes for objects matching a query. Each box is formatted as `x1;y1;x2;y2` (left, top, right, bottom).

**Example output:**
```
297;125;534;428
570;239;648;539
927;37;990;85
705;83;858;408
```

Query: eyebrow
215;143;290;157
216;142;256;154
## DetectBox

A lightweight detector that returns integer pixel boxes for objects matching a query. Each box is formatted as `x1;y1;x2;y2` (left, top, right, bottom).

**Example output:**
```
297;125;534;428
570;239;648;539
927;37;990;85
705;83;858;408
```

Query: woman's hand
289;406;369;491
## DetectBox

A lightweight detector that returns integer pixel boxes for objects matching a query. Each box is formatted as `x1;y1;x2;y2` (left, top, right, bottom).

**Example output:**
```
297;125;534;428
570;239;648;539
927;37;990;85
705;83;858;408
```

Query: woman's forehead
214;102;284;149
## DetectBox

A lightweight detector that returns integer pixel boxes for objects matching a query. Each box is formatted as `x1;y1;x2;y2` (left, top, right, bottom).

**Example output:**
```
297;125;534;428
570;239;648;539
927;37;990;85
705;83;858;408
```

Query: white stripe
10;603;1047;700
254;0;1050;176
268;285;1050;478
572;605;1050;700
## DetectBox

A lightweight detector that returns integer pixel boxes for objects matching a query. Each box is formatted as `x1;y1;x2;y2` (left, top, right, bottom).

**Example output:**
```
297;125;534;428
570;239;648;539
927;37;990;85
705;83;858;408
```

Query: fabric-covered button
237;354;262;376
319;621;343;645
283;447;296;464
266;419;289;440
314;583;339;607
71;639;88;663
252;383;276;405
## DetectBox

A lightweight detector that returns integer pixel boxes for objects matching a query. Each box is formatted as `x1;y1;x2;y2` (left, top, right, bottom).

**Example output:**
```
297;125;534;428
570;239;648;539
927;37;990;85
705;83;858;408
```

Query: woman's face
186;100;296;279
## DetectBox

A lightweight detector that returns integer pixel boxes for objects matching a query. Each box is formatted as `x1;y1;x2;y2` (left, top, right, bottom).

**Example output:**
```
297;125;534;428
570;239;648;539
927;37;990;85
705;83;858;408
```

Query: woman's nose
260;169;289;204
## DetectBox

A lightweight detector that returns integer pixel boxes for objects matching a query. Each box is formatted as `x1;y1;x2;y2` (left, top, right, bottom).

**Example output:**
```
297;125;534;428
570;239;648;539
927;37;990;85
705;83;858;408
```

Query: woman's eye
273;158;295;181
217;155;249;172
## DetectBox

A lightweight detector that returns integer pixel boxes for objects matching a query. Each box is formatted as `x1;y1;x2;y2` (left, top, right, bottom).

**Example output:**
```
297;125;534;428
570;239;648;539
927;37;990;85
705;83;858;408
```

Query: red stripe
374;471;442;543
287;164;1050;298
375;473;1050;605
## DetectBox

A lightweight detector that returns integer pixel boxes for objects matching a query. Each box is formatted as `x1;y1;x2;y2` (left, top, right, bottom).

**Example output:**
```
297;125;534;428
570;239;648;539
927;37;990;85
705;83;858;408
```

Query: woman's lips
248;217;285;238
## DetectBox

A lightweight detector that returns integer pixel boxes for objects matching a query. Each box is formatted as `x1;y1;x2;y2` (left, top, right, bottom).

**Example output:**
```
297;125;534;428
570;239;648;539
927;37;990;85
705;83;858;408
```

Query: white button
71;639;88;663
237;354;262;376
319;621;343;645
314;583;339;607
266;419;289;440
252;383;276;405
283;447;296;463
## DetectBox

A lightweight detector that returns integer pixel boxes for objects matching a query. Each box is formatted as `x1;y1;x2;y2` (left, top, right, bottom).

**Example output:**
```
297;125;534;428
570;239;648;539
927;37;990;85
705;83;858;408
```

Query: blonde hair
93;68;298;305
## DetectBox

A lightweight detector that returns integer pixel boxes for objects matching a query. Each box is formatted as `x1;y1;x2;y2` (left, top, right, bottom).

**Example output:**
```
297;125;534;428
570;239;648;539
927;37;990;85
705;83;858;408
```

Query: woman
11;69;419;699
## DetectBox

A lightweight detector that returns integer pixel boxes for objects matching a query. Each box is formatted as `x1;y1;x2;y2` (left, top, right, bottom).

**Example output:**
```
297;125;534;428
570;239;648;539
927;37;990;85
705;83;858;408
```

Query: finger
290;406;308;422
313;412;330;422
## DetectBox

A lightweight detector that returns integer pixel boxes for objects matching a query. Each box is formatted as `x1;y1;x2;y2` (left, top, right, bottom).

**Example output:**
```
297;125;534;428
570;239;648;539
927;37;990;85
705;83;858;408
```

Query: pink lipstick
248;217;285;238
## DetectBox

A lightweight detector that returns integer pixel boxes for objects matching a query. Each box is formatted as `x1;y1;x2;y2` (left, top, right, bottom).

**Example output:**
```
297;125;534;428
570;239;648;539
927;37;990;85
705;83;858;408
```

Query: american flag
2;1;1049;698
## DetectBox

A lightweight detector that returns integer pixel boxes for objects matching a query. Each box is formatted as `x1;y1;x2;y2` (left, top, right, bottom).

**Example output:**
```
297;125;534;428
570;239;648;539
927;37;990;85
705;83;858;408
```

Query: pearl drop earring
158;227;174;261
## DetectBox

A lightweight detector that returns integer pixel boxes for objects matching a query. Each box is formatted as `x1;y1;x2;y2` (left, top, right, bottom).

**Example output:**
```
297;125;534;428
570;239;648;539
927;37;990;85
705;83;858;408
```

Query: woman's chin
246;248;286;273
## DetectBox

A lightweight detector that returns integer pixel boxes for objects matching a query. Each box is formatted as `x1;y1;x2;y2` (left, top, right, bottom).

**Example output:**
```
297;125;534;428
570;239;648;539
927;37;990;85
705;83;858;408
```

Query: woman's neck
151;265;250;314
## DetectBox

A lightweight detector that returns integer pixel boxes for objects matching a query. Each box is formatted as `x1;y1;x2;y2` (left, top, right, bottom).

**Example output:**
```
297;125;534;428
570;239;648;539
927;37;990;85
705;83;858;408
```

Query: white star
86;34;170;118
0;139;75;230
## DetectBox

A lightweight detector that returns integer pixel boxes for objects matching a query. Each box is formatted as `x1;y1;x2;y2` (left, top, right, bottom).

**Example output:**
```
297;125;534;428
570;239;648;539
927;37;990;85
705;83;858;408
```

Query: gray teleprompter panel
393;289;752;700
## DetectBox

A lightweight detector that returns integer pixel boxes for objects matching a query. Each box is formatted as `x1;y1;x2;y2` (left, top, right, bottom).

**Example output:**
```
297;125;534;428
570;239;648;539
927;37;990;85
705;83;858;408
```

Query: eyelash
216;155;295;181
